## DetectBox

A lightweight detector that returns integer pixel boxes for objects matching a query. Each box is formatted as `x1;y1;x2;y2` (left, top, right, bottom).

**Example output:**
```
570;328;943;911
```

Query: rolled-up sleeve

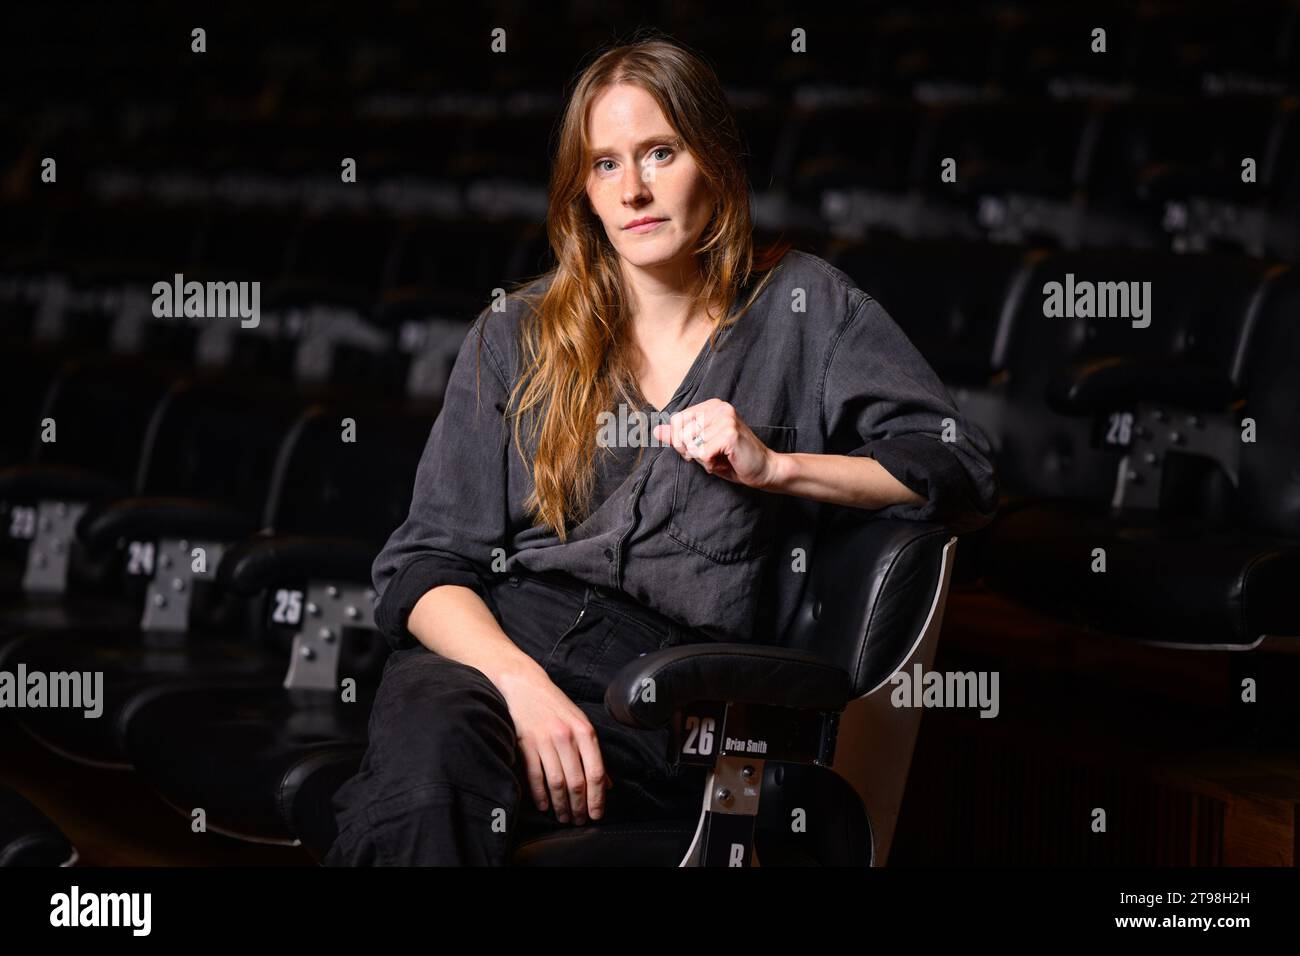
822;294;999;534
371;310;513;650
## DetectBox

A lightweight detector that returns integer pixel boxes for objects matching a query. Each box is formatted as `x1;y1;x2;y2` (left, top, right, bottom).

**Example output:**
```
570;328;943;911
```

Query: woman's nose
623;165;652;201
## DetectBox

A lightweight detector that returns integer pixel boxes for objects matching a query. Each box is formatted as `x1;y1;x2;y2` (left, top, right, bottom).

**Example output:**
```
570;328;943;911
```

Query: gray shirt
372;249;999;650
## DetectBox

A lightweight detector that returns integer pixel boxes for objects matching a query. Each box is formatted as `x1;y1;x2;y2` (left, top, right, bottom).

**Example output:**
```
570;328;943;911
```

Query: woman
325;36;998;866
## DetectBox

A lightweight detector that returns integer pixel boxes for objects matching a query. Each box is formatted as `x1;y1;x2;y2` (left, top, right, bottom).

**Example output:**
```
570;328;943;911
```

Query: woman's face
584;83;714;277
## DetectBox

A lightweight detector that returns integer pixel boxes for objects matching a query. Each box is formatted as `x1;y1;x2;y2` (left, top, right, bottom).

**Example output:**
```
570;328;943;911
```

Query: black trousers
323;569;708;865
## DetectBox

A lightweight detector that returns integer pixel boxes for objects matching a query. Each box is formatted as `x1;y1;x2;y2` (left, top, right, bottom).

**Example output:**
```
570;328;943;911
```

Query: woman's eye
594;148;671;173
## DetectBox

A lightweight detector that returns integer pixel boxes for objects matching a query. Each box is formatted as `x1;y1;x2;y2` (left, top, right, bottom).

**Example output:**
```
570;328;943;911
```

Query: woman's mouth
625;218;666;233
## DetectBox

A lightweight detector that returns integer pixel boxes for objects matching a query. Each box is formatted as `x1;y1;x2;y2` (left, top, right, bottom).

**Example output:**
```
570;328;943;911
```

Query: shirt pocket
666;423;797;564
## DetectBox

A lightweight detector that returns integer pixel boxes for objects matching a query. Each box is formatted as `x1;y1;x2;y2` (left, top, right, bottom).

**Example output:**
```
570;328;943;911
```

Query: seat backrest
1086;98;1282;207
995;249;1273;501
260;400;433;542
283;213;399;306
385;218;533;301
32;357;176;485
921;99;1092;200
782;101;920;199
193;208;297;282
1233;266;1300;537
781;509;953;699
827;237;1036;386
135;377;306;514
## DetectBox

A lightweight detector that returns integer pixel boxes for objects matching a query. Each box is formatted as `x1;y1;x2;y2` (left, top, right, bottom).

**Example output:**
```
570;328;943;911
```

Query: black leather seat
827;237;1034;392
0;376;303;649
1082;97;1286;254
0;388;326;766
124;510;957;866
0;356;178;605
983;498;1297;647
920;99;1095;247
989;248;1274;505
509;761;872;867
0;786;76;867
982;262;1300;648
781;100;921;236
11;402;430;770
2;374;302;627
122;682;376;843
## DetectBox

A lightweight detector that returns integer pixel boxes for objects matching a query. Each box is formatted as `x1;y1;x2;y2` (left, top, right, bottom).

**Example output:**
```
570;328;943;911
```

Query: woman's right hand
494;665;613;825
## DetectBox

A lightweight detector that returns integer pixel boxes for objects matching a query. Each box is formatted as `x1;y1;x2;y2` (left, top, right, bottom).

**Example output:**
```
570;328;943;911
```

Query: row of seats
2;203;547;313
13;91;1300;260
0;380;430;855
3;234;1296;861
0;207;549;473
0;188;568;855
825;237;1299;655
0;302;892;863
3;1;1297;863
8;0;1297;104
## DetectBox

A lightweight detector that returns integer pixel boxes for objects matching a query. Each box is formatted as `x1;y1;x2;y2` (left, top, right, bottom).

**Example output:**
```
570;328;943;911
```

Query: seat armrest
1047;356;1236;415
604;644;852;731
77;497;258;552
0;465;127;502
0;786;75;867
218;534;377;595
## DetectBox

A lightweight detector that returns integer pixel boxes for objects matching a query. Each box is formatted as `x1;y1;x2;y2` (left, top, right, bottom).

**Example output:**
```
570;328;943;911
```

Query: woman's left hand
651;399;778;488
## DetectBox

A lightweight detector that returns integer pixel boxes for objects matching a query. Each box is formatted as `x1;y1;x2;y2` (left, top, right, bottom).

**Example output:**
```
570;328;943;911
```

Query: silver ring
692;434;705;447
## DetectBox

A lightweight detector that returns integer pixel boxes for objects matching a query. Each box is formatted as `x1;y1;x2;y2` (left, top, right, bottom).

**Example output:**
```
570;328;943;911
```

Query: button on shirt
372;249;999;651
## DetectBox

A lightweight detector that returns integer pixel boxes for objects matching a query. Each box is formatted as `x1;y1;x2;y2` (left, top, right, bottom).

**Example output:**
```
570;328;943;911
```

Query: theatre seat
982;498;1297;648
278;745;872;865
0;787;76;867
510;820;702;866
0;376;302;649
3;400;422;767
508;761;873;866
982;265;1300;650
126;510;956;866
0;635;287;769
0;357;178;603
122;682;375;843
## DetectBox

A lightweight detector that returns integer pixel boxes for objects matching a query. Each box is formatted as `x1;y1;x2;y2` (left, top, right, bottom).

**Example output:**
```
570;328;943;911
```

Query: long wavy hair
488;34;791;540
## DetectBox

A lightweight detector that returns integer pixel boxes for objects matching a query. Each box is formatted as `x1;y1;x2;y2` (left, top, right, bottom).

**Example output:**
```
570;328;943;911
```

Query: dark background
1;0;1298;867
